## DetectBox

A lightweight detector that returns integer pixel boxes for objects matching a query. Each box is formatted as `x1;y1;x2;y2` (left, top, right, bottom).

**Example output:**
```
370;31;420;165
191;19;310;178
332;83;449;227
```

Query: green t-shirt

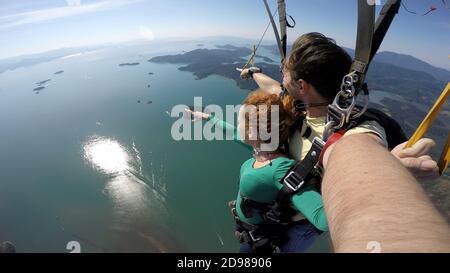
208;116;328;231
236;157;328;231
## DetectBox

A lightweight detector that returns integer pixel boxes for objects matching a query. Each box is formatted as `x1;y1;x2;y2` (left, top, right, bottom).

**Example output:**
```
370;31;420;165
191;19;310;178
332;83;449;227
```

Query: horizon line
0;36;449;72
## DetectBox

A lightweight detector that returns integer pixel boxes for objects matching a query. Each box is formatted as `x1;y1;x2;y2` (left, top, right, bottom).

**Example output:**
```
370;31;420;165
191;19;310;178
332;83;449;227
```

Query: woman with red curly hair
187;89;327;253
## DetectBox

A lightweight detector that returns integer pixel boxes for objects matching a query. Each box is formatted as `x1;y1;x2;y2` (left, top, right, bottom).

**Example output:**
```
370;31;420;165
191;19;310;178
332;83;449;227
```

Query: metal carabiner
333;91;357;123
350;93;370;120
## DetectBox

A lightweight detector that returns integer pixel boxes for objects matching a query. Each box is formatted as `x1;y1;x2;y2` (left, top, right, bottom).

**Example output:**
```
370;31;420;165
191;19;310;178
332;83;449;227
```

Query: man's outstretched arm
240;68;281;95
322;134;450;253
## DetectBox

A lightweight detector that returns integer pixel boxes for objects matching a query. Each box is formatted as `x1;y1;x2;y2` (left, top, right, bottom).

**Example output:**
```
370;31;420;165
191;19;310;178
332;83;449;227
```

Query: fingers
400;155;440;182
418;155;438;169
400;155;438;171
395;138;437;158
394;139;441;182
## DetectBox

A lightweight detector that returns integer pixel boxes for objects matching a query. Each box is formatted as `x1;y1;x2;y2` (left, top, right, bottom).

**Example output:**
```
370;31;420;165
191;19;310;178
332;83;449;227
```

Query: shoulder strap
370;0;402;63
263;0;285;61
353;0;402;94
268;138;325;222
351;0;376;92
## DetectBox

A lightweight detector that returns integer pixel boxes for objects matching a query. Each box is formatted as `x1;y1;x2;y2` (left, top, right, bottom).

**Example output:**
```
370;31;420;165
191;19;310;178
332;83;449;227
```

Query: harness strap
239;196;271;218
271;130;347;222
277;0;288;59
235;220;299;252
351;0;375;93
232;204;290;253
370;0;401;63
263;0;285;61
319;130;345;165
268;137;325;223
326;1;402;135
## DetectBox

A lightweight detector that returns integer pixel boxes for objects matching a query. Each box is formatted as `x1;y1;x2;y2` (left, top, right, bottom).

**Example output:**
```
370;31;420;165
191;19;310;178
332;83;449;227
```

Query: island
147;101;152;104
33;86;45;91
54;70;64;75
256;55;274;63
148;45;272;90
215;45;244;50
148;72;154;75
119;62;140;66
36;79;51;86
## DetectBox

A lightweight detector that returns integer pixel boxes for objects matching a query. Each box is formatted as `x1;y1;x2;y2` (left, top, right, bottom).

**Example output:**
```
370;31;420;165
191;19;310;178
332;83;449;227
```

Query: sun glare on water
84;137;130;175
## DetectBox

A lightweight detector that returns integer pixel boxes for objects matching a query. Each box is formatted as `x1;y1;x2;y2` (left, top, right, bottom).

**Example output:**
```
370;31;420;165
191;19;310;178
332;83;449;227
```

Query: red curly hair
240;89;294;147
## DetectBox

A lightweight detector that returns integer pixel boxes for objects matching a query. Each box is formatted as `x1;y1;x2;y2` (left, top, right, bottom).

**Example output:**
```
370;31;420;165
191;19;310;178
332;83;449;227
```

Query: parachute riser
324;70;370;139
325;0;388;139
263;0;285;61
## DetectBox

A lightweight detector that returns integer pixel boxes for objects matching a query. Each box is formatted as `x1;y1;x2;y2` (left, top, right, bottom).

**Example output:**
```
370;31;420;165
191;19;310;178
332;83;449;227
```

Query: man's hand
240;68;252;80
239;67;262;80
391;138;440;182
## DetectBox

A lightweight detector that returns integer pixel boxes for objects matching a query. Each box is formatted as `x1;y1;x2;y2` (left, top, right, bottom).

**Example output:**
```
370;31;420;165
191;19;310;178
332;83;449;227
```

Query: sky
0;0;449;69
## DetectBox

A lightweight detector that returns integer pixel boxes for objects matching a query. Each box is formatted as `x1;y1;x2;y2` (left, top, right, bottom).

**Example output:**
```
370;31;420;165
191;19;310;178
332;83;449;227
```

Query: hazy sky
0;0;449;69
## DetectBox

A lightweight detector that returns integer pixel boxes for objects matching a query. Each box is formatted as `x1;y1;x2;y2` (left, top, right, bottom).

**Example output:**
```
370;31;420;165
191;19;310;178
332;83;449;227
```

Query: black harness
233;108;407;253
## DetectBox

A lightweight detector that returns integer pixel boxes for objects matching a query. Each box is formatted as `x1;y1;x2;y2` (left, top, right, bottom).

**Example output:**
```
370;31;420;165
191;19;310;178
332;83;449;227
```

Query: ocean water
0;40;331;253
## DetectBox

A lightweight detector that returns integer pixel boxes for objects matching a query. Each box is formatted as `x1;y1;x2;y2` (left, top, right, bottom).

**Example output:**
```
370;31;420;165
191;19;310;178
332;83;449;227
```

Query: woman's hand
391;138;440;182
184;108;210;122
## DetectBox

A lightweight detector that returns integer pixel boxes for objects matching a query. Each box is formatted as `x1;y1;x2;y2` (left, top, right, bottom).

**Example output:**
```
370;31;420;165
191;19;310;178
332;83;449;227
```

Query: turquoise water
0;41;330;252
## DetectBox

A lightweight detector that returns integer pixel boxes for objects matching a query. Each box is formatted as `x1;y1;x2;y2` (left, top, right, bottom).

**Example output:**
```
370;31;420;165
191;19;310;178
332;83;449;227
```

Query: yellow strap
438;133;450;175
405;82;450;148
441;43;450;174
